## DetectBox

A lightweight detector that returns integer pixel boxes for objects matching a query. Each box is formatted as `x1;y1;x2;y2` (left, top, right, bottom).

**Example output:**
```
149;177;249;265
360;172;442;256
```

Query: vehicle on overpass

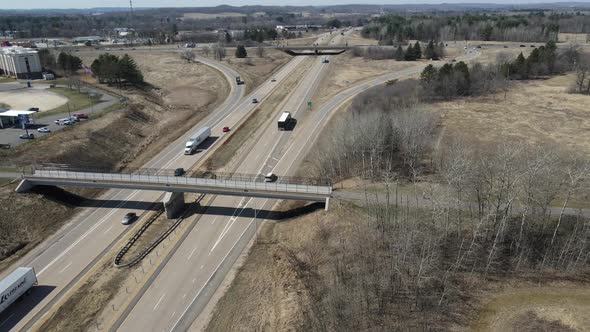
0;267;37;314
184;126;210;155
278;112;292;131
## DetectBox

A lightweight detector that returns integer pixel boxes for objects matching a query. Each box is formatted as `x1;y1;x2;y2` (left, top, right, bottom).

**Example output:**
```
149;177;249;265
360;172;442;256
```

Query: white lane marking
38;190;141;276
103;224;114;235
171;311;176;318
200;265;204;269
58;262;72;274
28;188;130;266
182;293;187;299
209;217;217;225
169;208;266;332
187;247;198;261
192;278;196;284
210;201;248;253
153;293;166;311
0;313;16;329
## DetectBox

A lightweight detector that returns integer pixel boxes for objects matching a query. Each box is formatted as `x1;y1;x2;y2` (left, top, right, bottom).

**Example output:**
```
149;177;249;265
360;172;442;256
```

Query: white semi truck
184;126;211;155
0;267;37;314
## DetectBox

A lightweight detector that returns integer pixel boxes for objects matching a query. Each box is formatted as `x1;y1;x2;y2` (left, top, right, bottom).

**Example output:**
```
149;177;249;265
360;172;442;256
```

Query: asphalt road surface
0;32;477;332
0;49;308;331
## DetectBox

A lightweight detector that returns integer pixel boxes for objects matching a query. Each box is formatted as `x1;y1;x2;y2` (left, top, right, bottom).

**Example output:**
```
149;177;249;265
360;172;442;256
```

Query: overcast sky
2;0;580;10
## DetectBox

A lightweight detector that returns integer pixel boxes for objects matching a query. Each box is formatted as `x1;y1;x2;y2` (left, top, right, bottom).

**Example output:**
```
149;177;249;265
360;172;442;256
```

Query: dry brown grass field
431;74;590;156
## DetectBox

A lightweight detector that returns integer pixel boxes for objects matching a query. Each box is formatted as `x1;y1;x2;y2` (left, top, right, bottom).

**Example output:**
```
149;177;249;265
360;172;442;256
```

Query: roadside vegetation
361;12;590;43
37;87;102;118
0;52;228;272
207;32;590;332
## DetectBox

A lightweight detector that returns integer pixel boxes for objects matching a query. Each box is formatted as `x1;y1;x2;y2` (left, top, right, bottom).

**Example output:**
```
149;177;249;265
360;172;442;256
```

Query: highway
114;43;482;332
0;42;309;331
0;30;479;331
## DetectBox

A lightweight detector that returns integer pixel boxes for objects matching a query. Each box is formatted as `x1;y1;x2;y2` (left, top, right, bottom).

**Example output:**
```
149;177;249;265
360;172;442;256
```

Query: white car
37;127;51;133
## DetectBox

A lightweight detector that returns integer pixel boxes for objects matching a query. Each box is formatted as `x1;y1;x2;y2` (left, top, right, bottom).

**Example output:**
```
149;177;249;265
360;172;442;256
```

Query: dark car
222;126;230;133
19;133;34;139
174;168;185;176
252;98;258;104
73;113;88;119
122;212;137;225
520;44;526;47
27;107;40;112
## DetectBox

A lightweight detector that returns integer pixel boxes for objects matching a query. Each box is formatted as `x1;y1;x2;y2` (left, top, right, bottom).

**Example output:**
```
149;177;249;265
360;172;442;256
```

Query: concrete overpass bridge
16;166;332;218
275;45;350;56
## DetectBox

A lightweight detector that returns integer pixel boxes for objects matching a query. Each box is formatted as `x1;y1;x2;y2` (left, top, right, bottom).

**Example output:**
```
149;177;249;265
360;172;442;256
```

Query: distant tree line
90;54;144;87
360;12;588;43
353;40;445;61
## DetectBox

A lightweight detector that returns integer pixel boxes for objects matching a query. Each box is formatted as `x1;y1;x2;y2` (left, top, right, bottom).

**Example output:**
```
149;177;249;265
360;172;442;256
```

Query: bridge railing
32;164;330;186
30;165;332;195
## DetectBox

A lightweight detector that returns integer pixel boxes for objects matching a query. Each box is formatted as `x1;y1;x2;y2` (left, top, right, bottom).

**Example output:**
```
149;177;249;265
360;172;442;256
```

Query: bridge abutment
163;192;185;219
15;179;33;193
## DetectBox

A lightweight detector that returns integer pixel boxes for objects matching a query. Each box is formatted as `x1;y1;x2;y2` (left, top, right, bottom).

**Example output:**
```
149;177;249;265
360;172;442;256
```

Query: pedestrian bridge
276;45;350;56
16;167;332;217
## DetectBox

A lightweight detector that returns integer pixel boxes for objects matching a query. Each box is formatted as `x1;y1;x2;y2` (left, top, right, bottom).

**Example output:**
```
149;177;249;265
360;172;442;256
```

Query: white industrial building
0;46;42;79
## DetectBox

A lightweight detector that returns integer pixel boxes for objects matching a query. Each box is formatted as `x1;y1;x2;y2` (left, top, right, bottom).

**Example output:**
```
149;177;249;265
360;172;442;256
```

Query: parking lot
0;84;118;148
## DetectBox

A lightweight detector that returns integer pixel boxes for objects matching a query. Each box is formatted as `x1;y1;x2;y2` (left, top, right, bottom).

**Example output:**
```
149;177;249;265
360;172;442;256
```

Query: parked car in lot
19;133;34;139
55;118;72;125
37;127;50;133
73;113;88;119
27;107;40;112
174;168;186;176
69;116;80;122
122;212;137;225
222;126;230;133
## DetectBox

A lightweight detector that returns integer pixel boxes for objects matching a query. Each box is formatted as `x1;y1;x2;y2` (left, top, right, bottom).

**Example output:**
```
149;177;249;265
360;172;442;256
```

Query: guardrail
113;209;164;268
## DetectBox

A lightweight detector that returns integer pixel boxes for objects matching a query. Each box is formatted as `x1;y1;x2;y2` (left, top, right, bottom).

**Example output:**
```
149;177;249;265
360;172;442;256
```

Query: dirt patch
429;74;590;156
312;53;418;107
471;284;590;332
222;49;290;94
0;183;101;273
0;88;67;111
36;258;128;332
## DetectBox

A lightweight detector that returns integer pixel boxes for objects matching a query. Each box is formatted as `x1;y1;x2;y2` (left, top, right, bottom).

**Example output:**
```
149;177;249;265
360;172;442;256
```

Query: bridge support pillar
15;179;33;193
163;192;185;219
325;197;330;212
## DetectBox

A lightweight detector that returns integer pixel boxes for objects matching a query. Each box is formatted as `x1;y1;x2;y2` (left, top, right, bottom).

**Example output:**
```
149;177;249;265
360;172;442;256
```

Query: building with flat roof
0;46;42;79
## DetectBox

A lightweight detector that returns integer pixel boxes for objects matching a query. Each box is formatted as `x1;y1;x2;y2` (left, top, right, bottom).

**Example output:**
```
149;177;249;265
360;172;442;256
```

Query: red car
222;126;230;133
73;113;88;119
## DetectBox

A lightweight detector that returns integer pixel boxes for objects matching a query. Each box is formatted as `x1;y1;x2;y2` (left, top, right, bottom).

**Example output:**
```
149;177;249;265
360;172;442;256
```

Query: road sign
18;114;30;124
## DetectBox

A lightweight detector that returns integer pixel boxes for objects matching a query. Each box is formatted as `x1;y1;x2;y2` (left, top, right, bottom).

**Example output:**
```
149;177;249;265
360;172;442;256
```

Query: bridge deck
20;170;332;201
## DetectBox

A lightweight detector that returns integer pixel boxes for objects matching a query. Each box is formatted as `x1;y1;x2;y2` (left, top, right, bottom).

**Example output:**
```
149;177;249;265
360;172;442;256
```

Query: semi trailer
184;126;211;155
0;267;37;314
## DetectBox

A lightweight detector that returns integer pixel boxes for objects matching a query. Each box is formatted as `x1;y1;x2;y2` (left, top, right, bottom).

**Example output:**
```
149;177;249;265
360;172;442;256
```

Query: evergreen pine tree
394;46;405;61
235;45;248;58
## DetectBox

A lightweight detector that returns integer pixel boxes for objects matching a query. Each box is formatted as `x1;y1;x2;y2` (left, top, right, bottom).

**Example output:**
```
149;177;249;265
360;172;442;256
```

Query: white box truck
278;112;292;131
0;267;37;314
184;126;211;155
